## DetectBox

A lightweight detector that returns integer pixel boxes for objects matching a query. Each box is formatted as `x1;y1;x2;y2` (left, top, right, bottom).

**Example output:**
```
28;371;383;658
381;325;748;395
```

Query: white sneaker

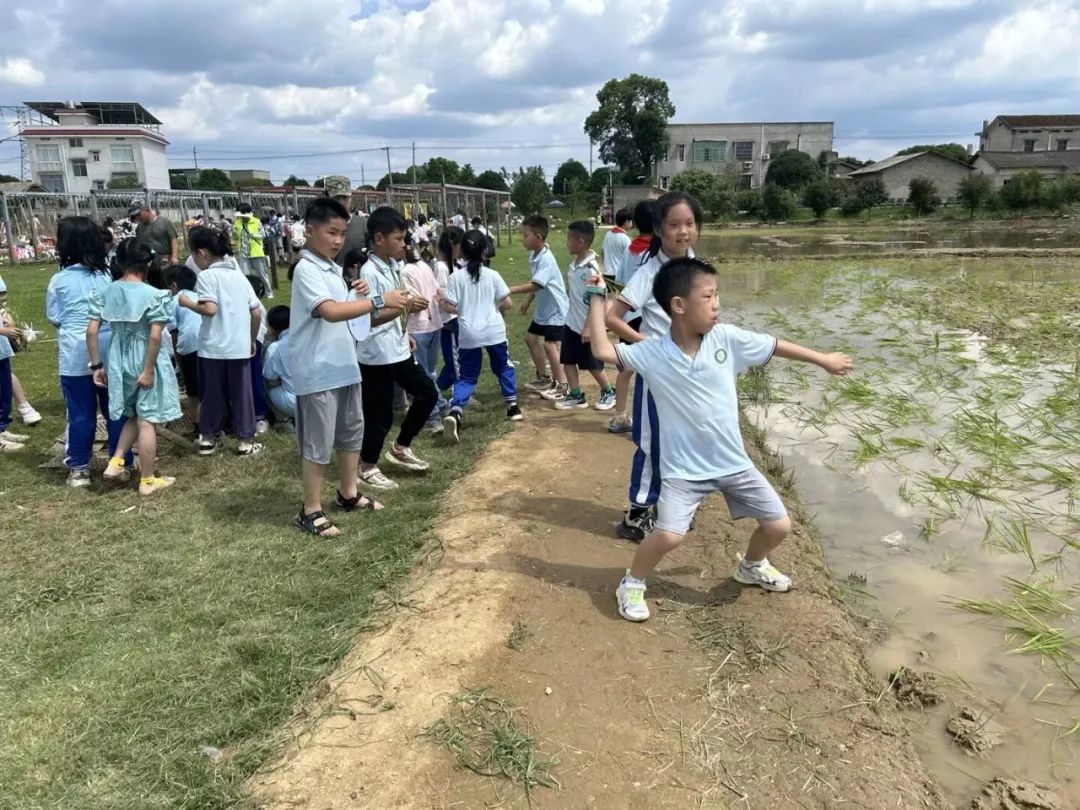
195;435;221;456
616;572;650;621
443;412;461;444
67;469;91;488
0;437;25;453
733;558;792;592
0;429;29;443
384;446;430;471
359;466;399;490
237;441;263;456
255;419;270;435
595;389;617;411
539;383;569;402
525;376;553;392
18;403;42;425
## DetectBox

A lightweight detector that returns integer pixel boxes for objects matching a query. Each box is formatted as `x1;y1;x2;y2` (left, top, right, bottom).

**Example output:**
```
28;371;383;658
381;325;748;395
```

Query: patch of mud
890;668;944;708
947;707;1007;754
970;778;1062;810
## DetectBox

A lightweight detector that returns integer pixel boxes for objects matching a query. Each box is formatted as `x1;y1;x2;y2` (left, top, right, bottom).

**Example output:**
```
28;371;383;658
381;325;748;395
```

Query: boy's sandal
295;509;339;536
335;490;384;512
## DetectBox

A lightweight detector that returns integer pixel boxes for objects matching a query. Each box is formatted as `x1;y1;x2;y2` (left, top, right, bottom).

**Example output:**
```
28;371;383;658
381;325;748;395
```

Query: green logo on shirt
714;348;728;364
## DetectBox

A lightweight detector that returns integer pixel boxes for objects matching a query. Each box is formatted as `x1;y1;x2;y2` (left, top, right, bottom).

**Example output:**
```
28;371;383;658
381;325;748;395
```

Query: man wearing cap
325;175;366;266
129;200;179;266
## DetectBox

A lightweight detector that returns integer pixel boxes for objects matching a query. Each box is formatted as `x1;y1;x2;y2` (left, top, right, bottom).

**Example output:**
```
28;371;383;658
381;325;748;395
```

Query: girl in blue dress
86;239;182;496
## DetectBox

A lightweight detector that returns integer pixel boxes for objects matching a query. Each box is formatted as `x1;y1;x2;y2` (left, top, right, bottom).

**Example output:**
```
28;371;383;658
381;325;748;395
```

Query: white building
21;101;170;192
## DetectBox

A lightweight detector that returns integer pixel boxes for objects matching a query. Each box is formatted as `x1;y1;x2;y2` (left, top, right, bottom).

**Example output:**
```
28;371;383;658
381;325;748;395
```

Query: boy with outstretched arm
290;198;410;537
584;256;853;621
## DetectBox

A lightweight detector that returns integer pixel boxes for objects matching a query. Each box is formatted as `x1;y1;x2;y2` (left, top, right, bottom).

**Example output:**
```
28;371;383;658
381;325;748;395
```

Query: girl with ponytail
178;225;264;456
438;229;521;441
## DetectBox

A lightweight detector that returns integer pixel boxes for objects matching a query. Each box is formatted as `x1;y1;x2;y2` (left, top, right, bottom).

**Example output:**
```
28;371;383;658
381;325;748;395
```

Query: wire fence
0;184;511;265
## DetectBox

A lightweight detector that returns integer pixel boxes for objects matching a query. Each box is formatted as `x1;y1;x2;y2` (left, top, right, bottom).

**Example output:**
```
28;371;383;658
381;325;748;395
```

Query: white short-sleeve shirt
194;261;260;360
601;228;631;278
617;248;694;338
564;250;601;334
444;265;511;350
616;324;777;480
288;250;363;396
356;255;411;366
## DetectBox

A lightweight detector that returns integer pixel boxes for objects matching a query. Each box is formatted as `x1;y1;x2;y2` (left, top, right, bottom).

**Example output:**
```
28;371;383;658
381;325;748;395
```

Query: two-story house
20;101;170;193
973;115;1080;189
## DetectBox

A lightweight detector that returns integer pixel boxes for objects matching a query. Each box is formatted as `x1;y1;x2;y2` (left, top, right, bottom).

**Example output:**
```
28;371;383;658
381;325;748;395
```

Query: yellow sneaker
139;476;176;496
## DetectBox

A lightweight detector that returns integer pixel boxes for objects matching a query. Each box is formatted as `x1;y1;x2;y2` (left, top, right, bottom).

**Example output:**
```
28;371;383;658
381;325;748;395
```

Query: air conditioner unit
742;161;754;170
761;153;771;161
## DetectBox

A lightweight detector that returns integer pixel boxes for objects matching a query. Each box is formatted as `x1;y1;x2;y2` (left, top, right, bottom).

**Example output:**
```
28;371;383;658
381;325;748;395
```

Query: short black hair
652;257;718;317
237;203;253;214
522;214;549;241
304;197;350;227
188;225;233;257
366;206;407;240
567;219;595;245
267;304;290;333
57;216;107;271
165;264;197;292
115;237;155;271
471;217;482;225
633;200;657;236
246;274;267;298
615;207;634;227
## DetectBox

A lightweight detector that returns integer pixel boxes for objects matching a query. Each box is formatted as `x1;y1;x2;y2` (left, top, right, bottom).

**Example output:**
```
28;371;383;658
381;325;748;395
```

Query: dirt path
250;402;948;809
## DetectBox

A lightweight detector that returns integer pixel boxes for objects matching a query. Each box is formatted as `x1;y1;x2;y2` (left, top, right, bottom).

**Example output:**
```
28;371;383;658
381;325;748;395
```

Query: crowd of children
14;186;858;625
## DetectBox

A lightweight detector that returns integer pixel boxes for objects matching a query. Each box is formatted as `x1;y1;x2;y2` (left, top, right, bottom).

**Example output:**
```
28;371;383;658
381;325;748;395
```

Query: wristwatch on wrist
372;293;385;313
89;362;104;371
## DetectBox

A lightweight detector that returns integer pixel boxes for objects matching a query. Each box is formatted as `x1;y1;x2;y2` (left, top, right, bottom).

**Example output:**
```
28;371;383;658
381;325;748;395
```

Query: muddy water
698;224;1080;256
719;265;1080;805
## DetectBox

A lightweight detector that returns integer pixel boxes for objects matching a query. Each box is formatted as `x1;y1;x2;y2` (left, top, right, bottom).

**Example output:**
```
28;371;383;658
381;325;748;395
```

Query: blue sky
1;0;1077;185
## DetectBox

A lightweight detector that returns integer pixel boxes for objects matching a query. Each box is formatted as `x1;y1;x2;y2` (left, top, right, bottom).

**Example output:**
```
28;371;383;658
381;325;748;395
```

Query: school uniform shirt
171;290;201;355
45;264;113;376
262;329;295;395
256;302;268;345
444;266;511;350
618;247;695;339
356;255;411;366
194;260;261;360
601;227;631;279
528;246;568;327
433;260;456;323
564;250;601;334
616;324;777;480
289;249;362;396
616;234;653;286
0;273;11;359
401;260;443;335
185;253;241;275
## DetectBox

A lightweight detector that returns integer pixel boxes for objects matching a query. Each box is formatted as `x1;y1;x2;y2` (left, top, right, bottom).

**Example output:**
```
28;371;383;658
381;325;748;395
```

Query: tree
907;177;941;216
313;178;325;188
762;184;797;221
193;169;234;191
509;166;550;215
376;172;411;191
1044;176;1080;211
419;157;461;185
803;179;833;220
283;175;309;187
553;159;590;196
584;74;675;179
840;195;866;217
169;172;191;190
956;174;993;217
764;149;822;191
896;143;970;164
236;177;273;188
0;173;19;183
474;170;509;192
459;164;476;185
856;178;889;210
107;175;143;190
1000;170;1045;213
736;189;764;217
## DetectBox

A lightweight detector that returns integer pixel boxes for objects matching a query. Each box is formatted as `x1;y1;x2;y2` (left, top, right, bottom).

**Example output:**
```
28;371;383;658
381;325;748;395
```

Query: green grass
0;238;572;808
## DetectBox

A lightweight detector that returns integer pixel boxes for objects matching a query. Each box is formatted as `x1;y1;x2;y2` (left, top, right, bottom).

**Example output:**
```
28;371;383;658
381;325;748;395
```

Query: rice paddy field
709;249;1080;803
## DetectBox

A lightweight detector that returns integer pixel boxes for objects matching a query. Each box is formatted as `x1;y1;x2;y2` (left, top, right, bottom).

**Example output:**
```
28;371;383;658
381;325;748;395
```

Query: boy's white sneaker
359;466;399;490
1;429;29;443
595;390;617;411
443;412;461;444
1;437;25;453
539;382;569;402
385;446;430;472
733;558;792;592
66;469;91;488
255;419;270;435
18;403;42;425
616;572;650;622
525;376;553;392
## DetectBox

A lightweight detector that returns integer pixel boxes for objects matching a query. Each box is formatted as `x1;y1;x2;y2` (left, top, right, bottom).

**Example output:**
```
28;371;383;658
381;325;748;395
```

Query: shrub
762;184;797;221
907;177;941;216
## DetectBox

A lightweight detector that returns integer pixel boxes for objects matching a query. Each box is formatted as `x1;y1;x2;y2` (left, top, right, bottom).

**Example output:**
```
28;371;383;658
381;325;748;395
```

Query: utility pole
384;146;393;204
361;165;366;187
411;142;417;186
193;145;199;171
589;139;593;174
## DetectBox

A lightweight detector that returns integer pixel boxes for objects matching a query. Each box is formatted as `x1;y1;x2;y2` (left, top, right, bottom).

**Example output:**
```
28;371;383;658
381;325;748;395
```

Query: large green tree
907;177;941;216
0;173;20;183
1000;170;1045;213
474;170;509;192
764;149;822;191
896;143;970;164
857;178;889;210
552;159;590;195
956;174;993;217
802;179;834;220
584;74;675;179
762;184;797;222
283;175;309;187
509;166;550;215
193;169;233;191
376;171;412;191
420;157;461;184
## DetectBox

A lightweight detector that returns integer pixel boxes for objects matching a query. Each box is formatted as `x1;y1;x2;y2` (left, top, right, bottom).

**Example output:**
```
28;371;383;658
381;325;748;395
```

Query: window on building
110;145;136;164
692;140;727;162
39;173;65;192
738;175;753;190
1057;139;1069;151
90;150;101;162
71;158;88;177
676;144;685;162
68;137;84;148
734;141;754;161
35;144;62;171
1024;139;1036;152
110;172;138;184
766;140;789;157
92;180;106;190
660;176;670;190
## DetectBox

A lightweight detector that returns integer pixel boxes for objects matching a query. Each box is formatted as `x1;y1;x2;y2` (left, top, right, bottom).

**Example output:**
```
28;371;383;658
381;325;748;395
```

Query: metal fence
0;184;512;265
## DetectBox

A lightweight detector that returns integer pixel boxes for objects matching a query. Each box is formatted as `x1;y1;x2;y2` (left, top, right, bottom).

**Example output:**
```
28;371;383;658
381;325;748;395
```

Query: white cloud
0;57;44;86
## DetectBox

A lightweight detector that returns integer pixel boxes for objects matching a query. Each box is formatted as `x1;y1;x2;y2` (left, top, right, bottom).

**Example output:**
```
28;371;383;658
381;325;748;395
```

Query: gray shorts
295;383;364;465
655;467;788;536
